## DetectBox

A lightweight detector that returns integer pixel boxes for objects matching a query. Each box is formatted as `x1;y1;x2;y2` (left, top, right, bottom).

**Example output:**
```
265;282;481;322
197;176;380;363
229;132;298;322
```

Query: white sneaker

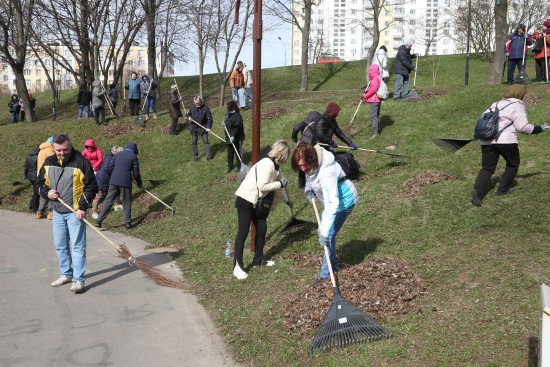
70;281;84;293
233;264;248;280
51;275;72;287
91;212;98;219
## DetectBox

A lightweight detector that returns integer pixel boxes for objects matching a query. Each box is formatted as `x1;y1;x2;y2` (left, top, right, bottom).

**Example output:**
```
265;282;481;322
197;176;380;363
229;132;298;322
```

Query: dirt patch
0;195;19;205
340;124;360;137
524;93;542;106
103;122;134;138
261;107;288;120
398;170;455;198
284;256;427;332
136;192;158;206
141;210;170;224
420;89;447;101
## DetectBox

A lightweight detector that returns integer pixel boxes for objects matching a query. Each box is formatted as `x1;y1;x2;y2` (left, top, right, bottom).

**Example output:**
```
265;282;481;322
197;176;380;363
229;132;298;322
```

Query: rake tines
307;290;391;356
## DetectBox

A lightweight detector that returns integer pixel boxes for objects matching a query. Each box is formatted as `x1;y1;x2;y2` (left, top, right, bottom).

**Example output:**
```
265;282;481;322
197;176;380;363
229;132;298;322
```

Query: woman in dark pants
223;101;245;173
471;85;547;206
232;140;293;279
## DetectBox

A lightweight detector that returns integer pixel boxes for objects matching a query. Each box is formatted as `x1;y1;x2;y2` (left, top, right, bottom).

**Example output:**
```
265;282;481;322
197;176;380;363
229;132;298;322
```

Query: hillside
1;54;549;367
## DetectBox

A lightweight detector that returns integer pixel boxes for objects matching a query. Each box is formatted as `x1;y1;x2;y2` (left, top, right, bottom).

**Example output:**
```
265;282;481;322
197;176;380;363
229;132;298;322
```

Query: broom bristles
116;244;186;289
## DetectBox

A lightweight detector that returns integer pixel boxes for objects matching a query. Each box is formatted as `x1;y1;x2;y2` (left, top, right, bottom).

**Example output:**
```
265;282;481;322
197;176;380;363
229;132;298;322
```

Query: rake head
308;290;391;356
432;138;477;153
281;218;317;234
236;165;250;183
403;88;421;102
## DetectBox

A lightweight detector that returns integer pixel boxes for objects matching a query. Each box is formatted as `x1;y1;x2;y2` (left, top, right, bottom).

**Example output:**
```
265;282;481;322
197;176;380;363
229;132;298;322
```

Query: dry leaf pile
0;195;19;205
398;170;454;198
103;122;134;138
419;89;447;100
284;256;427;332
261;107;288;120
524;93;542;106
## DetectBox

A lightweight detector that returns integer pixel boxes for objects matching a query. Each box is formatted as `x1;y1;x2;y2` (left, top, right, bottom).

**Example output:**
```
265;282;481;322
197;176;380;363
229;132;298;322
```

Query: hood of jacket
141;74;150;82
92;80;101;88
39;141;52;150
28;147;39;156
125;142;138;155
325;102;341;119
369;63;381;80
84;139;96;149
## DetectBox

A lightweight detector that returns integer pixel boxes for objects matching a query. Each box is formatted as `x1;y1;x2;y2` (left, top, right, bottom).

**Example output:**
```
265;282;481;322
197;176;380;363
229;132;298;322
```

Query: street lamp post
48;42;60;121
277;36;287;66
464;0;472;86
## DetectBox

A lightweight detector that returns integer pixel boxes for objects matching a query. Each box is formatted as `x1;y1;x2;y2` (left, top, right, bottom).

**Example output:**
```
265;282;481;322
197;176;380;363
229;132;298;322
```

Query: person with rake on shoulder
232;140;293;280
471;85;548;207
36;134;98;293
291;143;358;285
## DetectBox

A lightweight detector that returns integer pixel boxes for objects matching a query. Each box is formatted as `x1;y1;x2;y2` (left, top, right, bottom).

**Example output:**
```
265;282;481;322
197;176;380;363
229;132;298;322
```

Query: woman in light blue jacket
124;72;141;116
291;143;358;284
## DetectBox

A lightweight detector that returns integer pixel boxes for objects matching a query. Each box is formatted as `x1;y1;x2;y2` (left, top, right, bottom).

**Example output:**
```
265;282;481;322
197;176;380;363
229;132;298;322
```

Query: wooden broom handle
312;200;337;288
188;117;227;143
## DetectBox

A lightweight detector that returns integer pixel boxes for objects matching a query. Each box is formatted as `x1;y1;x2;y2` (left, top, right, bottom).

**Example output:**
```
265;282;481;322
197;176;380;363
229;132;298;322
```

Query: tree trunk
13;65;33;122
365;3;380;82
487;0;508;85
300;0;312;92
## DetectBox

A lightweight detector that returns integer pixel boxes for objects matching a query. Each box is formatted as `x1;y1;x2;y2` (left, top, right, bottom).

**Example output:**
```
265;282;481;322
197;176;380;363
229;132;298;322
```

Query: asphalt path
0;210;239;367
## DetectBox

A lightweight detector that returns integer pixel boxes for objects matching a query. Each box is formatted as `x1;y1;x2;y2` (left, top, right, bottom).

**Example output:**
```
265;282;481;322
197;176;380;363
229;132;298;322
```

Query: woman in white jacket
471;84;548;206
232;140;292;279
371;46;389;80
291;144;358;284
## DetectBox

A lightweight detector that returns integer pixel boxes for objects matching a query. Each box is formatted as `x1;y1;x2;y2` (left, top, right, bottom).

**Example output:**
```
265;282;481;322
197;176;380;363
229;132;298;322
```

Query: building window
24;69;31;76
36;69;41;76
351;39;356;44
138;50;144;57
384;31;389;36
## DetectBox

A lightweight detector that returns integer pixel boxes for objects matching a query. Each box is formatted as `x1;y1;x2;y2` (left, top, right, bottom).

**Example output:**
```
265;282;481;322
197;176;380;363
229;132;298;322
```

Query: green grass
1;54;549;366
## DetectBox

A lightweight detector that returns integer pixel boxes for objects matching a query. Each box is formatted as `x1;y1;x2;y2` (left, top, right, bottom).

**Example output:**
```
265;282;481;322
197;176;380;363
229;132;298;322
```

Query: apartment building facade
0;45;174;95
291;0;466;65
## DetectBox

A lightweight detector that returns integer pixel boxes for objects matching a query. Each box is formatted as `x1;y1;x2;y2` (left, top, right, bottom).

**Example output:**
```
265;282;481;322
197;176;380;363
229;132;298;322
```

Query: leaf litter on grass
261;107;288;120
398;170;455;199
284;256;427;332
0;195;19;205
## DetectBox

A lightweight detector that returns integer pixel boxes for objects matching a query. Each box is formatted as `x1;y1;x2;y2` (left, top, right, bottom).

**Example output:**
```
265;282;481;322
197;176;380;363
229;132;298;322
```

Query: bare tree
140;0;162;86
0;0;36;121
156;0;191;79
487;0;508;84
211;0;253;105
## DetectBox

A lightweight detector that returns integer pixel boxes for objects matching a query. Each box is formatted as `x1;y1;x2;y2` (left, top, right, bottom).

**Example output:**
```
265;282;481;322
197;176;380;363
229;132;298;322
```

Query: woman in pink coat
363;63;382;139
82;139;103;173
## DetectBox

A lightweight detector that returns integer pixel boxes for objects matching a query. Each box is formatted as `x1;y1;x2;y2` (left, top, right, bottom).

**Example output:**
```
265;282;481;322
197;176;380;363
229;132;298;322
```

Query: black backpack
533;37;544;53
333;151;360;180
473;101;517;141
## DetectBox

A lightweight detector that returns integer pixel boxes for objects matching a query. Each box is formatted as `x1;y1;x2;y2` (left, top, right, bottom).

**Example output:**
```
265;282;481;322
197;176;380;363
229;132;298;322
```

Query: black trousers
227;140;242;170
29;179;39;211
97;185;132;225
169;118;178;135
507;58;524;83
234;196;268;268
192;133;211;159
129;99;140;116
535;57;550;81
473;144;520;195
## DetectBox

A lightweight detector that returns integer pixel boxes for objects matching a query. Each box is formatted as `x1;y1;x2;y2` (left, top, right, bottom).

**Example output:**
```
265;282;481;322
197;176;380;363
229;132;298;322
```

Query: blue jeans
232;87;246;108
245;85;253;103
394;73;410;98
319;205;354;279
52;211;87;282
144;95;157;115
11;112;18;124
78;104;90;118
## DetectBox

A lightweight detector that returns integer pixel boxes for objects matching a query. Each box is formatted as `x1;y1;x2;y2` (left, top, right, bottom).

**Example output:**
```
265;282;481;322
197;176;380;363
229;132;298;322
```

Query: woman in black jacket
77;84;92;119
223;101;245;173
24;145;40;211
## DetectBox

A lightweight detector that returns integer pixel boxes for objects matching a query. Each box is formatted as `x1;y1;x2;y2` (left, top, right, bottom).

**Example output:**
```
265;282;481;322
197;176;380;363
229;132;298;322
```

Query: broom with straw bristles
57;198;185;289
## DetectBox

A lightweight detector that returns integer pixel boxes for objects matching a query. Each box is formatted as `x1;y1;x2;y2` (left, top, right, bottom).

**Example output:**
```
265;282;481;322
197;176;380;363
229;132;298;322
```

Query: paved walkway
0;210;240;367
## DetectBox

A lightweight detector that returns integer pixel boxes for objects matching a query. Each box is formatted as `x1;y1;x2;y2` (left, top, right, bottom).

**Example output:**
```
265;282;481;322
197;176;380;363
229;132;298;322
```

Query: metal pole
464;0;471;86
278;36;286;66
52;55;56;121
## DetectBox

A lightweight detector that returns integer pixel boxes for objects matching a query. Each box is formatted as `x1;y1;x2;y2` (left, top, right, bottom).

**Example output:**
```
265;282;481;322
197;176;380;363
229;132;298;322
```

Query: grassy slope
1;54;549;367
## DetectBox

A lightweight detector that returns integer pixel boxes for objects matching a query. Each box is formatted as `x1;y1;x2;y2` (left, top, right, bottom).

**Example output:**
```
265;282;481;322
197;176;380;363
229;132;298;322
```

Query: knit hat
325;102;341;119
503;84;527;100
47;136;54;144
405;39;414;46
170;84;177;90
544;20;550;28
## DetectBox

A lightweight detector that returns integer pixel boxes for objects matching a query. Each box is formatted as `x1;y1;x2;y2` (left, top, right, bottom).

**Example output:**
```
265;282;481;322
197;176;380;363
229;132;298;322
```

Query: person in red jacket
81;139;103;174
533;20;550;81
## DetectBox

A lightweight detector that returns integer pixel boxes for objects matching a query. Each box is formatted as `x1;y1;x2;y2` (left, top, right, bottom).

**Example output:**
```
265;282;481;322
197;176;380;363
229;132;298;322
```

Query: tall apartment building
0;45;174;95
291;0;466;65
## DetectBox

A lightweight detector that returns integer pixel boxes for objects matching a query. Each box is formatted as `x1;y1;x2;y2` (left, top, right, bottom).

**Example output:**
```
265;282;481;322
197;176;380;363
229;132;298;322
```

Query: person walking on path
230;61;247;110
291;143;358;284
222;101;245;173
91;146;123;219
533;20;550;81
23;145;40;212
186;95;213;161
232;140;292;279
82;139;104;174
363;64;383;139
393;39;418;100
371;45;389;80
8;94;20;124
125;72;141;116
95;142;143;230
140;74;158;120
314;102;358;151
168;84;183;135
77;83;92;119
505;24;533;85
242;63;253;106
471;85;548;207
36;137;55;220
92;80;107;126
36;133;98;293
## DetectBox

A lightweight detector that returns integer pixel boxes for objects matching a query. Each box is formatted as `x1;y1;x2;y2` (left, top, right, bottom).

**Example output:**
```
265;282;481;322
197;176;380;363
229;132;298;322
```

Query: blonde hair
268;140;290;163
111;145;123;154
